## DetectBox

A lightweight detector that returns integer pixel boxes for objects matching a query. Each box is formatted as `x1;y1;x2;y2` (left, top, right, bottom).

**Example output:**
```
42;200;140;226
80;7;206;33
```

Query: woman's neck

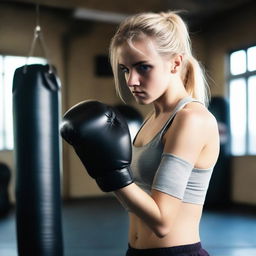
153;90;189;117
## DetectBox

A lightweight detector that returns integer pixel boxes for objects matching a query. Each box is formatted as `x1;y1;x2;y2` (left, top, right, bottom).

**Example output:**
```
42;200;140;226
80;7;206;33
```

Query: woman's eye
138;64;151;72
120;66;129;73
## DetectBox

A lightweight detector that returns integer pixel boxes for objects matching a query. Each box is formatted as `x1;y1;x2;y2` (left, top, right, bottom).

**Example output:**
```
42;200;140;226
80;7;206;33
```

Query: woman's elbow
153;225;170;238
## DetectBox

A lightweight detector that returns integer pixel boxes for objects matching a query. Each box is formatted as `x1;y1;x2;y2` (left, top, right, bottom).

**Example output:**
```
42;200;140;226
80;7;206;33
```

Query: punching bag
205;96;231;208
114;104;143;142
0;162;11;217
13;64;63;256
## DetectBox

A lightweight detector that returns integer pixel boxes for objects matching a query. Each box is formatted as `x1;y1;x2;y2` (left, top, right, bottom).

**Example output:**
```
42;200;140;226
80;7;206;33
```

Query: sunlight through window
0;55;46;150
248;76;256;154
0;56;4;149
248;46;256;72
230;79;246;155
229;46;256;155
230;50;246;75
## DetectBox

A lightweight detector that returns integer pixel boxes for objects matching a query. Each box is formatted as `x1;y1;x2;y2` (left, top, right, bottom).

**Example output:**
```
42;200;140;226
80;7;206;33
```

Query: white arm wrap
152;153;193;200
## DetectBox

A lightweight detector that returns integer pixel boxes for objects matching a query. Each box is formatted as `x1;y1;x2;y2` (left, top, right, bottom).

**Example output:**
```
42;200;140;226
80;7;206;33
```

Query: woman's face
117;37;174;105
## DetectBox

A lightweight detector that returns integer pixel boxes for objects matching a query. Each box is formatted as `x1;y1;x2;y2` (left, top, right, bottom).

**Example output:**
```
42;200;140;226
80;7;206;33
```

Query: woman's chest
131;143;163;188
134;114;171;147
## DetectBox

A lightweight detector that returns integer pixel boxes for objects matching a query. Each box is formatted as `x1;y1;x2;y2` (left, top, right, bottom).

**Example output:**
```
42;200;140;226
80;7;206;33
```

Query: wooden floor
0;197;256;256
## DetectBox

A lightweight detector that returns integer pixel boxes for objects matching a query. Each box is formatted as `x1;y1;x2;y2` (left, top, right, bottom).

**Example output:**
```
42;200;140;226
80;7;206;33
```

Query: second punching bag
13;64;63;256
114;104;143;142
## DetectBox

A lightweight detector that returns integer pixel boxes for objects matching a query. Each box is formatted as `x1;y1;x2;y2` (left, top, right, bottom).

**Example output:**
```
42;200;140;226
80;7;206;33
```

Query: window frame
227;44;256;156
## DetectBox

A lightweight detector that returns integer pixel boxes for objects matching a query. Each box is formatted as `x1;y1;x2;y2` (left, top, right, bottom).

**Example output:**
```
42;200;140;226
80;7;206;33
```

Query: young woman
109;11;220;256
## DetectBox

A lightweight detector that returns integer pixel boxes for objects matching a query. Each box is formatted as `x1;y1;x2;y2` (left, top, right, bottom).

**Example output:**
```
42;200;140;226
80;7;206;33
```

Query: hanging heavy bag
0;162;11;217
12;64;63;256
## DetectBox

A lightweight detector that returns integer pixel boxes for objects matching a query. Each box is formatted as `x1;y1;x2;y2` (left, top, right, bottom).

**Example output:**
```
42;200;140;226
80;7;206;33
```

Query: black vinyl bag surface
13;64;63;256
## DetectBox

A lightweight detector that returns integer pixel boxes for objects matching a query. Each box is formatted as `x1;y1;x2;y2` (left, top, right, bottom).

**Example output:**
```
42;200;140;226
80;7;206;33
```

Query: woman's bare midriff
129;202;203;249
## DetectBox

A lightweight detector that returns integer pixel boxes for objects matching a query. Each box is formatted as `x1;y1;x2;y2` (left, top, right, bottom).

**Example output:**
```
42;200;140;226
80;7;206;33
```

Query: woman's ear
171;55;183;73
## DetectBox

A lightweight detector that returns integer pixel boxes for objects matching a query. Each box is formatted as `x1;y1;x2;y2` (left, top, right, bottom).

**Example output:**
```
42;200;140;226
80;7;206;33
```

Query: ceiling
2;0;255;29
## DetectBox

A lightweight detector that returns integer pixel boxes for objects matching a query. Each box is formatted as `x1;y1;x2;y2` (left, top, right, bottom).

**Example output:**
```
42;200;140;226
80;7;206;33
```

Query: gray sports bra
131;97;214;205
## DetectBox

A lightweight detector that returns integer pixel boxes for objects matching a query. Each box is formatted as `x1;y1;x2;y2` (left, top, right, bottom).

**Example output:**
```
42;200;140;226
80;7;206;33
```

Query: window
0;55;46;150
228;46;256;155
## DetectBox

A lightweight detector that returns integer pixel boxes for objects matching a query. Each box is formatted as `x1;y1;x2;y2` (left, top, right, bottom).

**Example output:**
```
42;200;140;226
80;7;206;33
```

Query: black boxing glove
60;100;133;192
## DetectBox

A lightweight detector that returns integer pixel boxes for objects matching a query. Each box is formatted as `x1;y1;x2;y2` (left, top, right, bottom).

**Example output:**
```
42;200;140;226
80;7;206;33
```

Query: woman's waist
129;227;200;249
128;211;201;249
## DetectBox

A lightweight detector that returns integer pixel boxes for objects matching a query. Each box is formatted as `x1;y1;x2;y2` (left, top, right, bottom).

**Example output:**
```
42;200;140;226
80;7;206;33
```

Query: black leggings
126;242;210;256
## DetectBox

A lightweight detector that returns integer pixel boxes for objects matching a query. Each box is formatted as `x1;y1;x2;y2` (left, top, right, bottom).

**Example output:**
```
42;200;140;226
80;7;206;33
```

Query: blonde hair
109;11;210;105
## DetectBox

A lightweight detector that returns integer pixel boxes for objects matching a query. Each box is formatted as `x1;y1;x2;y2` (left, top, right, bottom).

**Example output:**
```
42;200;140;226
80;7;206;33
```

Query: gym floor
0;197;256;256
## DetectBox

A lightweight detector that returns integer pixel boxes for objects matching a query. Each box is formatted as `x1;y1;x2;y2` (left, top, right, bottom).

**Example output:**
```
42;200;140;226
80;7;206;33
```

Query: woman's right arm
114;182;182;238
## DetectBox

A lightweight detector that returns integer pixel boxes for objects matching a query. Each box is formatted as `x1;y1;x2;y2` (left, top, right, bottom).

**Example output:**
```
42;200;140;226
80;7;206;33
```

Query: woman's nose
126;71;140;87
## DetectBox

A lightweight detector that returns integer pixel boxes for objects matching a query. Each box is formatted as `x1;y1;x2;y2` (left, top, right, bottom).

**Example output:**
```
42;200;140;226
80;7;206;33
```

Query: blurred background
0;0;256;255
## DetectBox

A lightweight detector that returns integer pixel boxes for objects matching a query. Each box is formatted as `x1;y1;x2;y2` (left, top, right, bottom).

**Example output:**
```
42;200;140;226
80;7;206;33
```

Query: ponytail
183;55;210;106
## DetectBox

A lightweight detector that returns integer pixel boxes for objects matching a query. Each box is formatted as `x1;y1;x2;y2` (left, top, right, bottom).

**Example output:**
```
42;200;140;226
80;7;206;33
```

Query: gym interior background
0;0;256;255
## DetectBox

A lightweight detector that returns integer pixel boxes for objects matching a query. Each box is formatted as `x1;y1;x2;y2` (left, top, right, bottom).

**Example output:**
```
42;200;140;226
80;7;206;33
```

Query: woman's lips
132;91;144;95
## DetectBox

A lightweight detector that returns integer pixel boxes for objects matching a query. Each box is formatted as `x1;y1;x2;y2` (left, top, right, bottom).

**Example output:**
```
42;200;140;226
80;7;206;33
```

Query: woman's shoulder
163;101;219;163
177;101;217;127
168;101;218;137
